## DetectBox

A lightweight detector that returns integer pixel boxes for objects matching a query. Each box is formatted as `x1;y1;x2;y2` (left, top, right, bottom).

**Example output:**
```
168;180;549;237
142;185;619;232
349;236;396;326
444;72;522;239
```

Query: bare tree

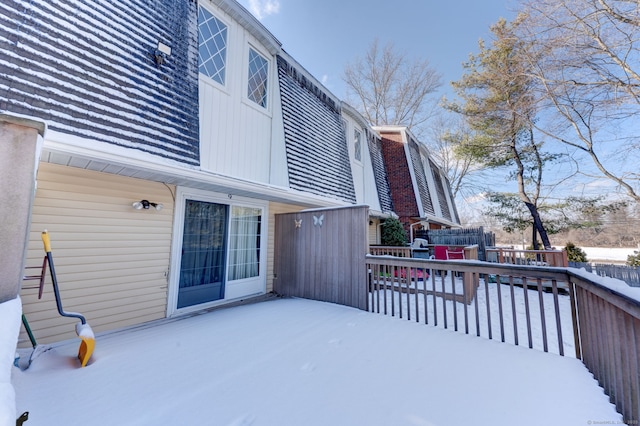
427;113;486;200
517;0;640;203
343;39;442;134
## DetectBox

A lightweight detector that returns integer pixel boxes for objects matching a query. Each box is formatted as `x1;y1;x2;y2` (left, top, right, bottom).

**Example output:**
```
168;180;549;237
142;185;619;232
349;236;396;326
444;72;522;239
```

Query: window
198;7;227;85
354;129;362;162
247;48;269;108
227;206;262;281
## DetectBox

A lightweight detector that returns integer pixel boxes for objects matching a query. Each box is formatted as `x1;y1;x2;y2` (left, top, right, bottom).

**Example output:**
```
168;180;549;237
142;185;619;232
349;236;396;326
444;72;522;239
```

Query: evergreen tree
381;218;408;246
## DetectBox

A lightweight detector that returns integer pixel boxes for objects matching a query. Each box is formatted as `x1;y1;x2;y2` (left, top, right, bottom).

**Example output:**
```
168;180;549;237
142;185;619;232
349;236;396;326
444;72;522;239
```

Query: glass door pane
177;200;228;308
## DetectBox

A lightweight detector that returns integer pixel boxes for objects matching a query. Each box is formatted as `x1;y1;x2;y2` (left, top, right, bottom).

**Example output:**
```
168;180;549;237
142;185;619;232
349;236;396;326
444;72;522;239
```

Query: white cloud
321;74;328;85
248;0;280;20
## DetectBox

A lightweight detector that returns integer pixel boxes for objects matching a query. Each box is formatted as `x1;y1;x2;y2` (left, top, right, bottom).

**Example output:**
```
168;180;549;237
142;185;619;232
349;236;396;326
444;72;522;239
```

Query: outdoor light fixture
132;200;163;211
154;41;172;67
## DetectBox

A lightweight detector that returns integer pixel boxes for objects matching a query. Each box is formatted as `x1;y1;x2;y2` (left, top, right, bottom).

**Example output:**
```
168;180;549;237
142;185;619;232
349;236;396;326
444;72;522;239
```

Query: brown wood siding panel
266;202;304;293
273;206;368;310
19;162;173;346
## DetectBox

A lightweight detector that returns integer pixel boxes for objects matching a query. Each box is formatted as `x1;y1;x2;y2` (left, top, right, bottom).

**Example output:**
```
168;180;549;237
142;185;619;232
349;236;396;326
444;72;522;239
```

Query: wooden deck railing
365;254;640;423
369;246;411;257
486;247;568;267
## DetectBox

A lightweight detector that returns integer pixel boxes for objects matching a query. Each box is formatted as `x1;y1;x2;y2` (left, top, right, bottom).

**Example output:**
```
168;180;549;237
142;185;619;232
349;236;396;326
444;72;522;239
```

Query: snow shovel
14;314;49;370
41;230;95;367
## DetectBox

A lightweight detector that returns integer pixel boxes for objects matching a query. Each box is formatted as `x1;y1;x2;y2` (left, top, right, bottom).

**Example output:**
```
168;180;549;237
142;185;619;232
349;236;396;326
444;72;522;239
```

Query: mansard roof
277;54;356;204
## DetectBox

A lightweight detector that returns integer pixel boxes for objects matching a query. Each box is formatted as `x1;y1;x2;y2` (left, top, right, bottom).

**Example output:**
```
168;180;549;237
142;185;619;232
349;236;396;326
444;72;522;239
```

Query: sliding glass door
177;200;228;309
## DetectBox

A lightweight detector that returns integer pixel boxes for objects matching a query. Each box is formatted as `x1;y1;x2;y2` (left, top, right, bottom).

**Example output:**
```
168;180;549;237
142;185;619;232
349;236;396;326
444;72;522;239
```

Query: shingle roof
0;0;200;165
277;55;356;203
407;136;435;216
366;131;394;213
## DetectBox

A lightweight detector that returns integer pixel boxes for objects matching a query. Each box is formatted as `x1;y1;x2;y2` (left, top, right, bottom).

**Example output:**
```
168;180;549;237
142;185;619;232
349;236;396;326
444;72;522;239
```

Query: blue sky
236;1;633;212
238;0;516;100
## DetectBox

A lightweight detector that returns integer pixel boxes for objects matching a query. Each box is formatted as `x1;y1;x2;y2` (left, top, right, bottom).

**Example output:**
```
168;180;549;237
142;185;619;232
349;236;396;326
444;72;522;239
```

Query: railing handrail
567;267;640;318
365;253;640;422
366;254;571;279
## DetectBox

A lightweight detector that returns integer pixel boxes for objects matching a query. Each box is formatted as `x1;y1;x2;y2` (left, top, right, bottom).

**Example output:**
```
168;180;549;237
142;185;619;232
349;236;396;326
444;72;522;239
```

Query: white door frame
167;186;268;317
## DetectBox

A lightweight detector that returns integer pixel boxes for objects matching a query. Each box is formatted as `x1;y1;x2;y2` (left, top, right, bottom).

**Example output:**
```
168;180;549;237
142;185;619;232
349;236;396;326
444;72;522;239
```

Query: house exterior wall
341;112;383;212
198;2;287;184
266;202;304;292
0;0;200;165
20;163;173;345
379;132;419;226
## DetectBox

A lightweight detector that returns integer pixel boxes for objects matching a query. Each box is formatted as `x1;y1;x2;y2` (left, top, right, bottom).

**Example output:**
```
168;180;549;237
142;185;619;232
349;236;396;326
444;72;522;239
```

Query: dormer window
247;48;269;108
354;129;362;162
198;7;227;85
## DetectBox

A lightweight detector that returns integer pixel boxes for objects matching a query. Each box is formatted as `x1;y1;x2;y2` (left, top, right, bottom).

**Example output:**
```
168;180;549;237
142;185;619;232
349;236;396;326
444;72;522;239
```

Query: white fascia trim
419;214;462;228
207;0;282;55
42;132;349;208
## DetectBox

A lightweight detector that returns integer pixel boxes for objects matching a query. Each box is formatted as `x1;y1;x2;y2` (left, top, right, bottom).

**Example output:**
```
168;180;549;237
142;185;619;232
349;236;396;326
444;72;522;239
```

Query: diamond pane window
354;129;362;162
198;7;227;85
247;48;269;108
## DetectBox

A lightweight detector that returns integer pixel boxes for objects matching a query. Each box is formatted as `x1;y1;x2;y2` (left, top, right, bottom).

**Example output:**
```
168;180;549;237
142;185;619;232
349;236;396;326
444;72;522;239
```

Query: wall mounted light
153;42;172;67
132;200;163;211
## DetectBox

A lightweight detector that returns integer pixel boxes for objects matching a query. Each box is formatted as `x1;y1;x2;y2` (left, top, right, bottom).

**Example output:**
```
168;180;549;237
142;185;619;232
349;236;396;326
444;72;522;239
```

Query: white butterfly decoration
294;219;302;229
313;214;324;227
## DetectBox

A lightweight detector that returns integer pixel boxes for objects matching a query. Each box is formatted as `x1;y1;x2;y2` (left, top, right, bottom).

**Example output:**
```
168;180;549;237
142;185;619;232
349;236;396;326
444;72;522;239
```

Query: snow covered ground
7;296;621;426
579;247;637;263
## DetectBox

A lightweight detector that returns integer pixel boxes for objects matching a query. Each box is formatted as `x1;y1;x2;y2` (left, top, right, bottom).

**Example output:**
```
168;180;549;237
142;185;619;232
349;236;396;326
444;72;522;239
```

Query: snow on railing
364;254;640;423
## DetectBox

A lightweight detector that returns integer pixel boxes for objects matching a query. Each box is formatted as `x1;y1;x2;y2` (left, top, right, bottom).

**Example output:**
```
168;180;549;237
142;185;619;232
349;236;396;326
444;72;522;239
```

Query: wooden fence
420;227;494;261
365;255;640;423
273;205;368;310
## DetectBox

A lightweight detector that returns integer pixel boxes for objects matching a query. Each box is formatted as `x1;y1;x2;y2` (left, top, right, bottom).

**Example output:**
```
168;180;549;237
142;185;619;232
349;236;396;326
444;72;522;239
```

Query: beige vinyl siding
368;219;381;245
19;162;174;346
266;202;303;293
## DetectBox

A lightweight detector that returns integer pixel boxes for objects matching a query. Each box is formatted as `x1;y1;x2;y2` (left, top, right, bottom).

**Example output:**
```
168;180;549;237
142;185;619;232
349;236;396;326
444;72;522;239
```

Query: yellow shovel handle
41;230;51;253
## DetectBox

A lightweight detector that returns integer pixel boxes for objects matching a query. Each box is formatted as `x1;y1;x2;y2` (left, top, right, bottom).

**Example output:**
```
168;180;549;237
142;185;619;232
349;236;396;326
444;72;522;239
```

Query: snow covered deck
10;297;620;426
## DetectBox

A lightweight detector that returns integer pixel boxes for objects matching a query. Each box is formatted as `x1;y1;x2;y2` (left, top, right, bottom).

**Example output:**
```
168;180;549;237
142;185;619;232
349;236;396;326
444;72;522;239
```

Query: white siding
198;3;276;183
342;114;383;212
19;163;174;346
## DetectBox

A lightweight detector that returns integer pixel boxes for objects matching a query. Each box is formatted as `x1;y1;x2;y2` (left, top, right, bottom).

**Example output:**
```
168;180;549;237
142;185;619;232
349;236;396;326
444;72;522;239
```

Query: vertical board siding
198;4;274;182
273;206;368;310
277;55;356;203
571;276;640;423
19;162;173;346
266;201;304;293
0;0;200;165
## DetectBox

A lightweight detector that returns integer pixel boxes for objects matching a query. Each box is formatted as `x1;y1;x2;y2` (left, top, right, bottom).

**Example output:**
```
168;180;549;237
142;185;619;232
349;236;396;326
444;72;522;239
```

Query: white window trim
242;42;272;115
353;128;363;164
198;3;231;91
167;187;268;317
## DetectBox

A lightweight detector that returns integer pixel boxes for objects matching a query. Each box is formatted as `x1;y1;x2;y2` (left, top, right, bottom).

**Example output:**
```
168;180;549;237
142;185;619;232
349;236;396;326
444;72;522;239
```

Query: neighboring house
375;126;461;240
340;103;395;245
1;0;458;347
